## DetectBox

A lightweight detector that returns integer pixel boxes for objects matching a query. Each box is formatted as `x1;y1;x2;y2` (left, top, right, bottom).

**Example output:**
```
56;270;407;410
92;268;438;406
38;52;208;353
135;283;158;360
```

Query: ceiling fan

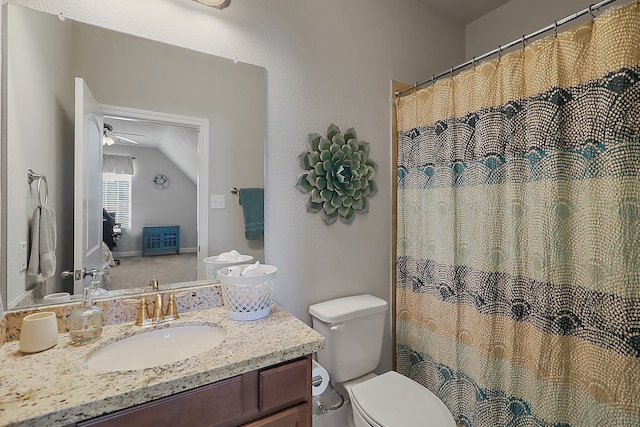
103;123;141;145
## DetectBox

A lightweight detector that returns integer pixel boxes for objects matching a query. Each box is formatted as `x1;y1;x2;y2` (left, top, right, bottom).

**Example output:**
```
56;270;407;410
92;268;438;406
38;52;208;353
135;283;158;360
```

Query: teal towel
238;188;264;240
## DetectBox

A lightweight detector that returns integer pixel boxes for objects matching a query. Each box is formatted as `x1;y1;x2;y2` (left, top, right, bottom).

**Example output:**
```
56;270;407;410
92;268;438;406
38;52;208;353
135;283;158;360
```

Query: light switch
19;242;28;272
210;194;226;209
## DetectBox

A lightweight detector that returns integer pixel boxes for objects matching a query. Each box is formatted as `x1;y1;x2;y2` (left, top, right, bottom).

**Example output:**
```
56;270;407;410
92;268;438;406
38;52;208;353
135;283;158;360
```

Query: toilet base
313;384;355;427
351;405;370;427
338;373;378;427
312;400;354;427
313;382;345;415
313;373;380;427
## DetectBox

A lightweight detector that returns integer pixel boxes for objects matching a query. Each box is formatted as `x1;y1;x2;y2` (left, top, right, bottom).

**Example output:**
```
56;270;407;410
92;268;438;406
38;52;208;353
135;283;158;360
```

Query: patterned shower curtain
395;3;640;427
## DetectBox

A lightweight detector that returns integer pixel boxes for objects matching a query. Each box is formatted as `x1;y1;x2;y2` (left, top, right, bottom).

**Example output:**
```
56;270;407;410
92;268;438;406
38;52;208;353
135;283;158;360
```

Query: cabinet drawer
240;403;310;427
78;376;242;427
259;357;310;412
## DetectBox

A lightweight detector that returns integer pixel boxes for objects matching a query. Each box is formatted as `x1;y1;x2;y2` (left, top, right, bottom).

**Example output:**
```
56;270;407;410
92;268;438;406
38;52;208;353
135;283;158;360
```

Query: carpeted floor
106;253;197;290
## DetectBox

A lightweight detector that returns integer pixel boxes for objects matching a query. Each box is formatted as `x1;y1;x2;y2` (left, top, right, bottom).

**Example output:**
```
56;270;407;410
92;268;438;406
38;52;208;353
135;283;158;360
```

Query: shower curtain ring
554;21;558;38
521;35;526;50
588;4;595;20
431;75;435;85
472;57;476;69
498;45;503;58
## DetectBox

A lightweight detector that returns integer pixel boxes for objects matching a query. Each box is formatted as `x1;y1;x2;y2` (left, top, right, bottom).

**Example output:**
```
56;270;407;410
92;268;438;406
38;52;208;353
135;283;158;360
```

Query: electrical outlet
210;194;226;209
19;242;28;272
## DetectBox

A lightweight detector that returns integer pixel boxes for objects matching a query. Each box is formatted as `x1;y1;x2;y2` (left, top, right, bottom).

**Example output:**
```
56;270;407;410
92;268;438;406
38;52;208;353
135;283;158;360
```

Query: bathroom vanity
78;356;312;427
0;304;324;427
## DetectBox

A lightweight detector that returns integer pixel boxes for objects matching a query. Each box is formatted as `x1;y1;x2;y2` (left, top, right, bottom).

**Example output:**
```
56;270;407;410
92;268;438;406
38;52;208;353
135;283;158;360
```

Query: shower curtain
395;3;640;426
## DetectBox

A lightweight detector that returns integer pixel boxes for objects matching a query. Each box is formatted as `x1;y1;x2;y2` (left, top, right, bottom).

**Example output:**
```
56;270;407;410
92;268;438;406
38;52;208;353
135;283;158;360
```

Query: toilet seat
350;371;456;427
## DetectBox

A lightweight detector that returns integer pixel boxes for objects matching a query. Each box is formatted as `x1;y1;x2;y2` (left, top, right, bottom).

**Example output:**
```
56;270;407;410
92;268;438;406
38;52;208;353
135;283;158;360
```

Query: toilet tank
309;294;387;383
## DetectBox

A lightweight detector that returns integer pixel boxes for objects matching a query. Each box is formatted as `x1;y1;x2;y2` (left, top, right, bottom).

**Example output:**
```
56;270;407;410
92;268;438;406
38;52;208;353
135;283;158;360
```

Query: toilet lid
350;371;456;427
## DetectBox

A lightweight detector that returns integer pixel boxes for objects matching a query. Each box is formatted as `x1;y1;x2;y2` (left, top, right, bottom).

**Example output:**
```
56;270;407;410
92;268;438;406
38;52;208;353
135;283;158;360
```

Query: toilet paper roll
311;360;330;396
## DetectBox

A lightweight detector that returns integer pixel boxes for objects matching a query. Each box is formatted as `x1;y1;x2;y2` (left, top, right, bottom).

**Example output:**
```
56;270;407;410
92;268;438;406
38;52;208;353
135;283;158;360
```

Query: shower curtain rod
395;0;621;97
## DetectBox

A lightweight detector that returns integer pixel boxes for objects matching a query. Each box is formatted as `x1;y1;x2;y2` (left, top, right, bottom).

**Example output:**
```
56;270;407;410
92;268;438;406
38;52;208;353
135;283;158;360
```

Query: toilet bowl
347;371;455;427
309;294;456;427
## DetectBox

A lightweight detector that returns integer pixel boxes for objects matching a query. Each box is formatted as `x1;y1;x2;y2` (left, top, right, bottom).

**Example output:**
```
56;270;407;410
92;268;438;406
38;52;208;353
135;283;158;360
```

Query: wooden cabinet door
259;357;310;412
77;356;312;427
77;376;243;427
240;403;310;427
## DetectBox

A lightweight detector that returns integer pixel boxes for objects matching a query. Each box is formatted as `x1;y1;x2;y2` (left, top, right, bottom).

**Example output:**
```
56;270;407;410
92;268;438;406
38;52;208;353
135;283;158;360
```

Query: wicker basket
217;264;277;321
203;254;253;283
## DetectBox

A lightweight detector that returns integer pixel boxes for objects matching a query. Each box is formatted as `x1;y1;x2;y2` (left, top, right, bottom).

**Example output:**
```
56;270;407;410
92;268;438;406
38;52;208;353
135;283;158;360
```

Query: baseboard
113;251;143;258
113;248;197;258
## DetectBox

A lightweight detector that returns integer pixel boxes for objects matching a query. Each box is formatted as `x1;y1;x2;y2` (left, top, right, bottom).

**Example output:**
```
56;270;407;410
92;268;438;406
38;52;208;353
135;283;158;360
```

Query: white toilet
309;294;456;427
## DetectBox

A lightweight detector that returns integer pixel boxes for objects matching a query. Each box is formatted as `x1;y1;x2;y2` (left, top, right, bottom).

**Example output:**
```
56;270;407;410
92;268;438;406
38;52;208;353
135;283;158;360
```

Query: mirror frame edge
0;4;268;311
1;2;9;311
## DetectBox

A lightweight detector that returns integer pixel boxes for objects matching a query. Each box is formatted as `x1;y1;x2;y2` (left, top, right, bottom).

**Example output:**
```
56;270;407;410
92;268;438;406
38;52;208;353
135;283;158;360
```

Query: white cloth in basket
216;250;245;262
227;261;266;277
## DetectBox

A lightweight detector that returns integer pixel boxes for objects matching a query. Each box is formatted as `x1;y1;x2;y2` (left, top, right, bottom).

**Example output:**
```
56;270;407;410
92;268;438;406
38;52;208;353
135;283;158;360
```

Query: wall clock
153;174;170;190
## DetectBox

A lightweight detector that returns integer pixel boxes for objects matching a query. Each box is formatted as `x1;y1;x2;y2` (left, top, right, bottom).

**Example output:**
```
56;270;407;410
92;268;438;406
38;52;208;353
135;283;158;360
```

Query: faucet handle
124;297;152;326
152;293;165;323
149;279;159;291
164;291;189;321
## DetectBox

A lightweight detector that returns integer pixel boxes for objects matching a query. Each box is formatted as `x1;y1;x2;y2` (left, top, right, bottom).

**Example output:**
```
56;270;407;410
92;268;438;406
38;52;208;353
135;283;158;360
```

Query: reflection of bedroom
102;119;198;290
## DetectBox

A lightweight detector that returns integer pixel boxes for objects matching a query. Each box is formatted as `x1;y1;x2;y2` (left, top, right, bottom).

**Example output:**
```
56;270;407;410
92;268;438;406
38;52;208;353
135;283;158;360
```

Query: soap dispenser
69;286;103;344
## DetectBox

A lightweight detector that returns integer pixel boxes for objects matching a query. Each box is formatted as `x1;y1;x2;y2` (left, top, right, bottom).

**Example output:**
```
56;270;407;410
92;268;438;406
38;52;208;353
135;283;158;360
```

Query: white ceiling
417;0;511;24
104;116;199;184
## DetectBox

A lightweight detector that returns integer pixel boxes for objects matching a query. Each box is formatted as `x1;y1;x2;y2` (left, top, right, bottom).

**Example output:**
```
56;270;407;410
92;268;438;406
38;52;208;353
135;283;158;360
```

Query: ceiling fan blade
112;131;144;136
114;135;140;144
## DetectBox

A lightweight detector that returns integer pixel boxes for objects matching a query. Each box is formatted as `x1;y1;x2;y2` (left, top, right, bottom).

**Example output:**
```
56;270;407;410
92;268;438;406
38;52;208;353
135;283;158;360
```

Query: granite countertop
0;305;325;427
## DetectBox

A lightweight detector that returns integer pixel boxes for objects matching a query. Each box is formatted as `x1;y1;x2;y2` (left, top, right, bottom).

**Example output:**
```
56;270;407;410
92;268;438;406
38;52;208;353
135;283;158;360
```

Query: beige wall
1;0;466;373
5;5;75;305
72;21;266;263
3;7;265;306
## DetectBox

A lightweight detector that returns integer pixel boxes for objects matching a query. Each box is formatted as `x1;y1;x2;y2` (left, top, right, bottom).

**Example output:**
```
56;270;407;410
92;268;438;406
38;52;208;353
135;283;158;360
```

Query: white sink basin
87;325;227;372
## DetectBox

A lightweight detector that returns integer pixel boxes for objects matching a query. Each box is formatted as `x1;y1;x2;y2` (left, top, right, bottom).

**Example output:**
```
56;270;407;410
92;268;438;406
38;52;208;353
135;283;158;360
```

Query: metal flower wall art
296;124;378;225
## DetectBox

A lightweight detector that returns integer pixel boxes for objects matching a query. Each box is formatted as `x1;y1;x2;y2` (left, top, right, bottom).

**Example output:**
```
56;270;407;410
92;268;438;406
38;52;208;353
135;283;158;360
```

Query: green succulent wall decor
296;124;378;225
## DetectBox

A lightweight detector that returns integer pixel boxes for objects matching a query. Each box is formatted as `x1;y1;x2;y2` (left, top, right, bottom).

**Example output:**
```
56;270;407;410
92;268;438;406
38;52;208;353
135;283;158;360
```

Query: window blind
102;173;131;228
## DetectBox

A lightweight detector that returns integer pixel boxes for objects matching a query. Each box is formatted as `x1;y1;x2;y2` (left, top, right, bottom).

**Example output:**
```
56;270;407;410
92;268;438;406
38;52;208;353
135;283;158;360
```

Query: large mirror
2;5;266;309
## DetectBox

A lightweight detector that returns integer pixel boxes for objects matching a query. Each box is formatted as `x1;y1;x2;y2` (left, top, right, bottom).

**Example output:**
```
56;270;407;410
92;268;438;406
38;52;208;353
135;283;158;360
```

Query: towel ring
27;169;48;206
36;176;48;206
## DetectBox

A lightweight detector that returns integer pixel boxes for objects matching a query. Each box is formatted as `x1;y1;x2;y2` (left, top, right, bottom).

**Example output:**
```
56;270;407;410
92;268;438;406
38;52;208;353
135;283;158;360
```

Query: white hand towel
241;261;262;276
27;205;57;278
27;207;41;276
217;250;242;262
